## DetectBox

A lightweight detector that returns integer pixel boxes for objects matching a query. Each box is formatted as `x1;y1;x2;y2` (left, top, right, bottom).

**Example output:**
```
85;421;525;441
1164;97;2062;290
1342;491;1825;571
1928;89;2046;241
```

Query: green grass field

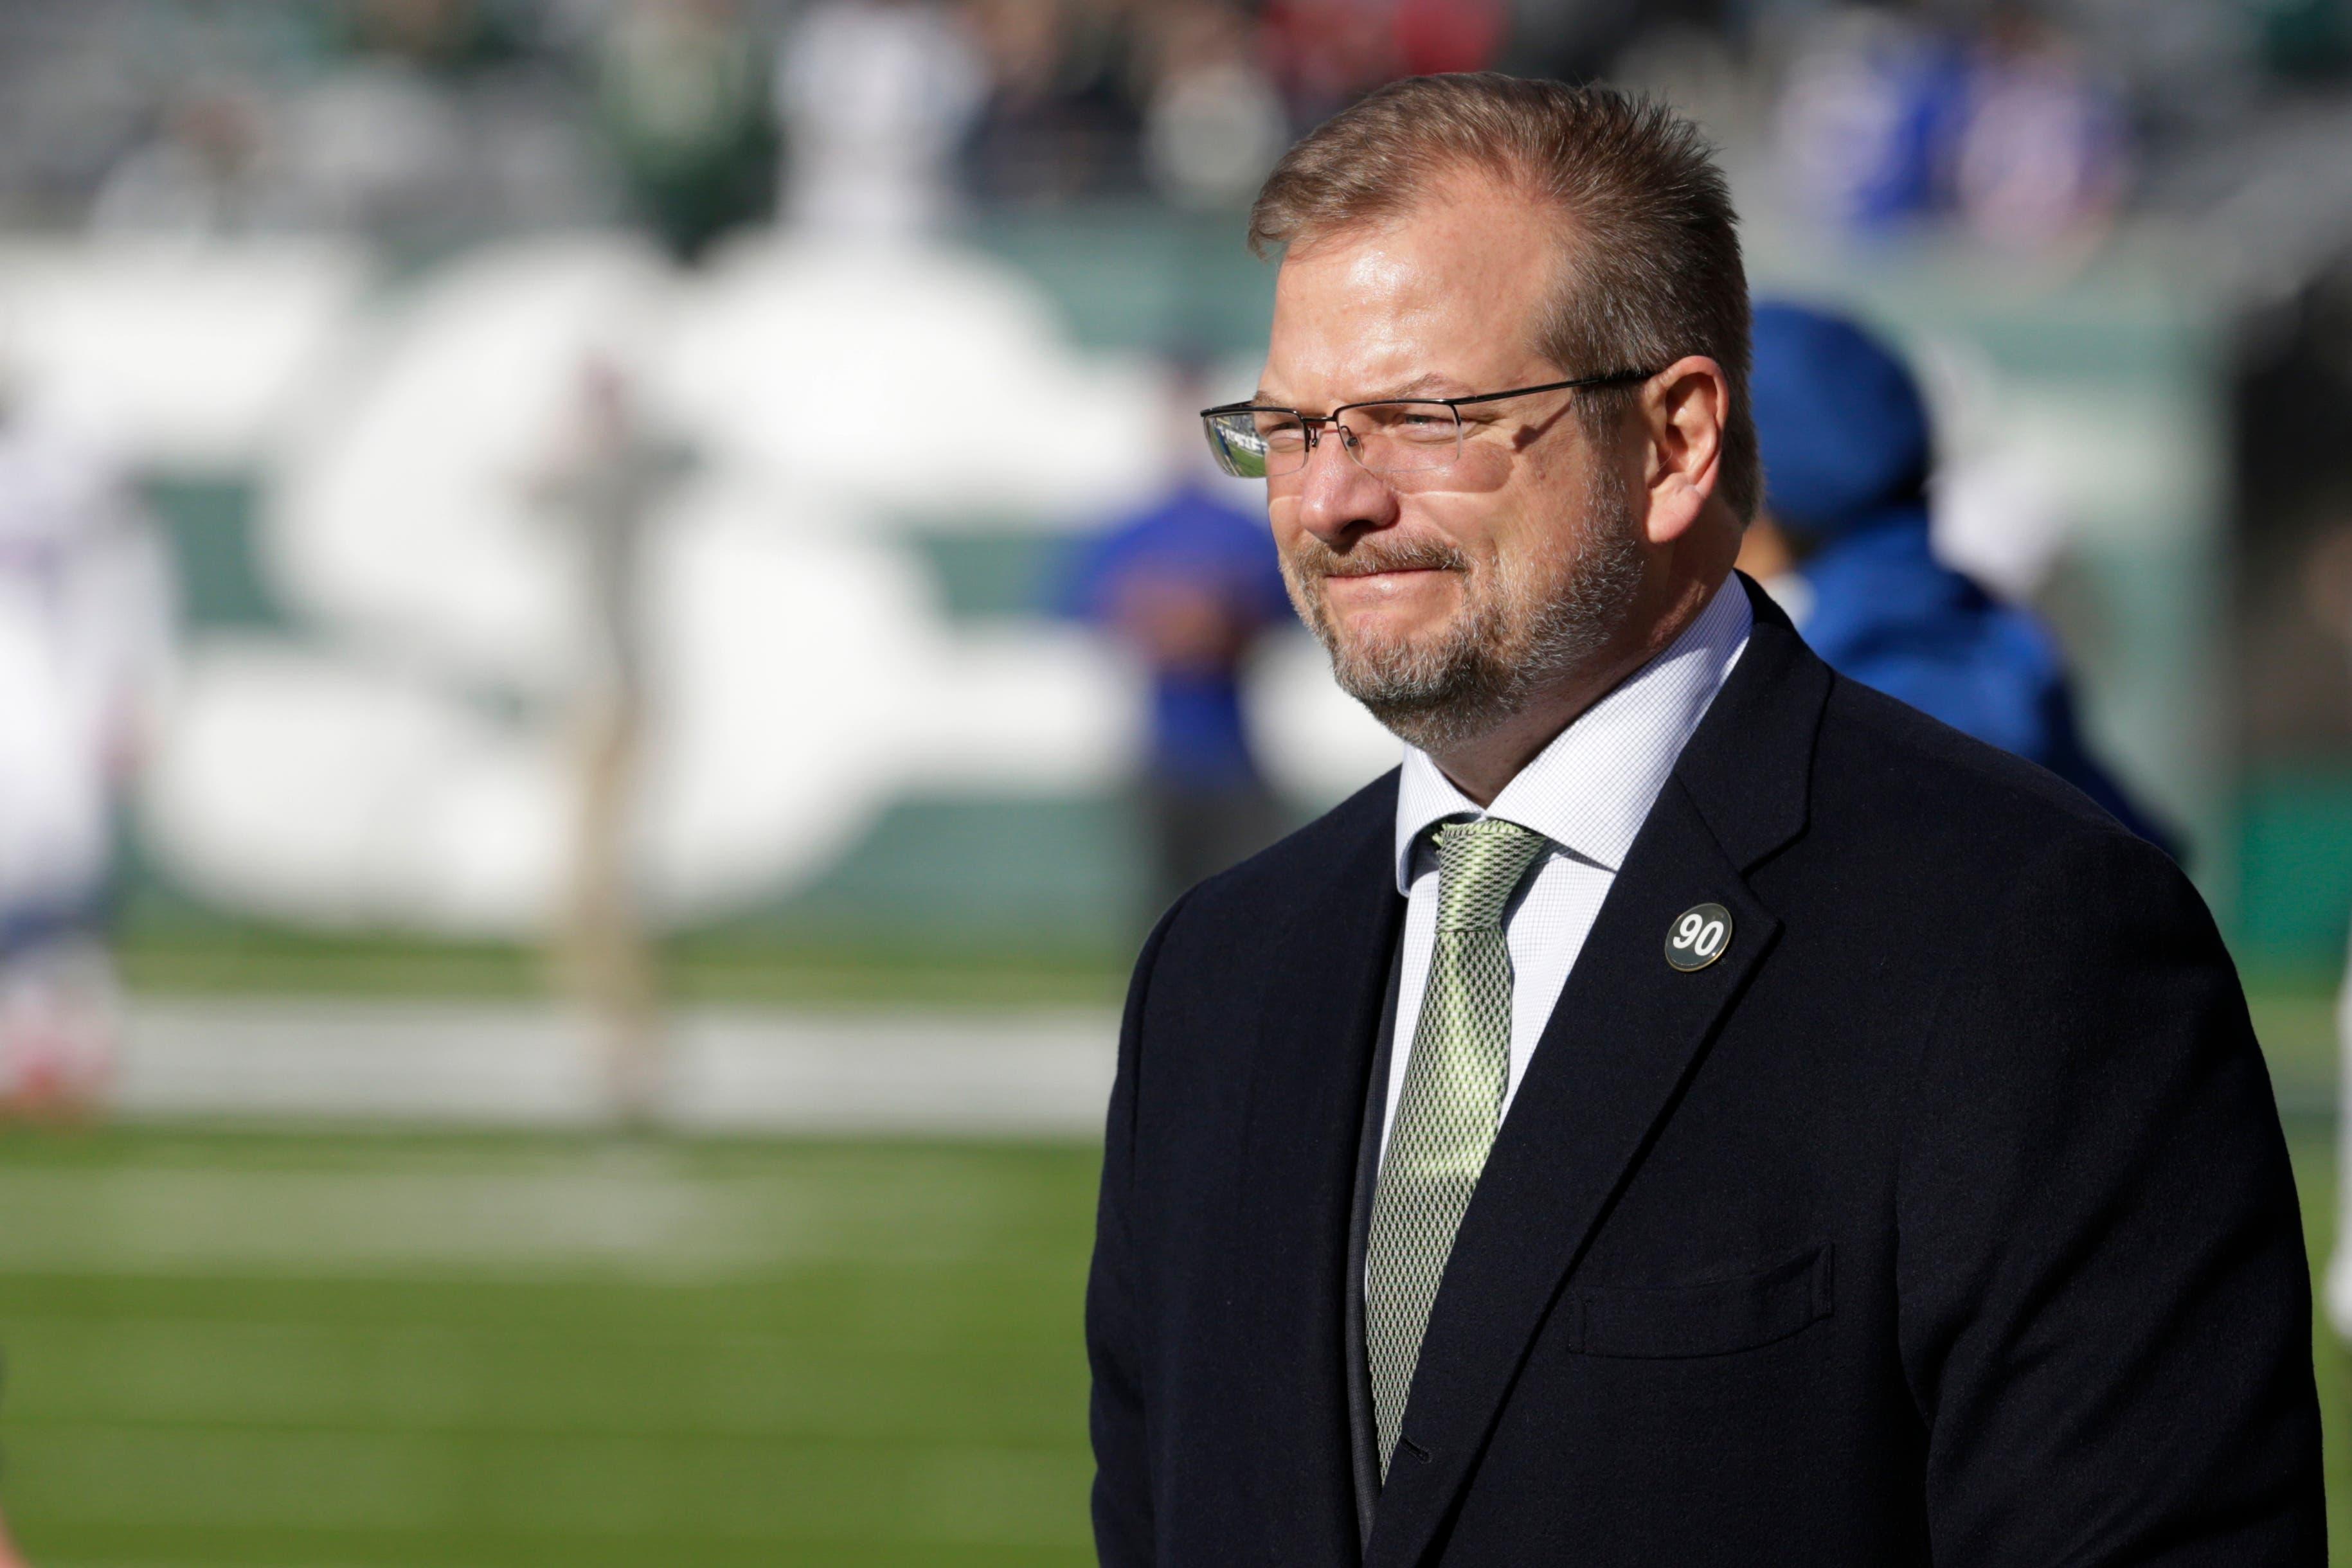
0;978;2343;1565
0;1134;1103;1566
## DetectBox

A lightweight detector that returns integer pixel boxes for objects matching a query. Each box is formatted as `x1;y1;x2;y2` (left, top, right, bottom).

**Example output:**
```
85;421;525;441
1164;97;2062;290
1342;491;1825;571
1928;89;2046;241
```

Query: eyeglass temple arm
1437;370;1653;410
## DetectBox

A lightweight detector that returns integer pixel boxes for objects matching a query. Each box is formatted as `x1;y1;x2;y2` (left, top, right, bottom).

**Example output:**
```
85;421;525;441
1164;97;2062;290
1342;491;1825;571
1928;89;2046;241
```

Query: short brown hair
1249;74;1758;521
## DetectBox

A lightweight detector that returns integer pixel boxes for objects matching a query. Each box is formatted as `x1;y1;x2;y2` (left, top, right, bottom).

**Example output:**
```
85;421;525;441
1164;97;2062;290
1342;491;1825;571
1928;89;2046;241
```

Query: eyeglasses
1198;370;1655;479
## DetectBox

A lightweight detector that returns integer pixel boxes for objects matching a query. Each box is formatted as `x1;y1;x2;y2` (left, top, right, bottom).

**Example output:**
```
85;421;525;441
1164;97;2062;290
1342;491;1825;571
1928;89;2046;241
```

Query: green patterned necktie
1364;816;1550;1478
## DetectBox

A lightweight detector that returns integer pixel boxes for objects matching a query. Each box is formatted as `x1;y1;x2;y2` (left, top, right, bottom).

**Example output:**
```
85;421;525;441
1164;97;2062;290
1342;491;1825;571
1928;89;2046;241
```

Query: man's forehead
1252;367;1467;405
1277;198;1547;299
1261;215;1558;401
1284;166;1549;261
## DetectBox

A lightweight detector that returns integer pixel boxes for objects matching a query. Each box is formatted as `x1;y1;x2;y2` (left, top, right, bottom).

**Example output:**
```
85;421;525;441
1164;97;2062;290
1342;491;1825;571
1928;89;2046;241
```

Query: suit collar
1674;573;1826;871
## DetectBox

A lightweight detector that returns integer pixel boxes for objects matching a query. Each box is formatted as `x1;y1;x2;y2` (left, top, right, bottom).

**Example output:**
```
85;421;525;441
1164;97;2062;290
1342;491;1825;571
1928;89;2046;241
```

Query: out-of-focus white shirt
0;414;174;907
777;0;985;238
1379;582;1753;1160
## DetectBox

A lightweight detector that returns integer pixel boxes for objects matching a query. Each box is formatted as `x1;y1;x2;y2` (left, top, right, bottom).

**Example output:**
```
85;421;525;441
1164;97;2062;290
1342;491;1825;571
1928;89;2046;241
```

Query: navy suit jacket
1086;578;2324;1565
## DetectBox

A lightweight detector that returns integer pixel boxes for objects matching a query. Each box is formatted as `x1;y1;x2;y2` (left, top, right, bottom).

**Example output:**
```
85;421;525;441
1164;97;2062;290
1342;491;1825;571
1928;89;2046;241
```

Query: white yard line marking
114;999;1119;1135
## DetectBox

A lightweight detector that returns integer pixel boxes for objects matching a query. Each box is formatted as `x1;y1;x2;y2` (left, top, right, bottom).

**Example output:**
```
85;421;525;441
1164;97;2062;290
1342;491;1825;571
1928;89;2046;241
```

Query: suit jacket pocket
1567;1243;1833;1359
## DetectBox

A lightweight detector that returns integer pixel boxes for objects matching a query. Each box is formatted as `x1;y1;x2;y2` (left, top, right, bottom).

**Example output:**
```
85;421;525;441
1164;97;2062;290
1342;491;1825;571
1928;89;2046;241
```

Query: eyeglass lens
1205;403;1462;479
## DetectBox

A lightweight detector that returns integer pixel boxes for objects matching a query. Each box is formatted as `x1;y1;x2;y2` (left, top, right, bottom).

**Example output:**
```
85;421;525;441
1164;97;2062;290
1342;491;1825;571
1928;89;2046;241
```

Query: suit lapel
1365;580;1830;1568
1230;781;1406;1564
1347;943;1408;1544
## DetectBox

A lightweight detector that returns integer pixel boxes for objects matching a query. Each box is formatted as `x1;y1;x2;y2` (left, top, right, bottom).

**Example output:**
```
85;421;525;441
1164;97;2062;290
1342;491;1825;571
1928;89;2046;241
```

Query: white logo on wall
1;235;1398;935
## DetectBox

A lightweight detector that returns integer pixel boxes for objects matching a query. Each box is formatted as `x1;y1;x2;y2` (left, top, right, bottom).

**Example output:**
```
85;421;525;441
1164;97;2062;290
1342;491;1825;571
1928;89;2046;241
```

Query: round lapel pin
1665;903;1733;972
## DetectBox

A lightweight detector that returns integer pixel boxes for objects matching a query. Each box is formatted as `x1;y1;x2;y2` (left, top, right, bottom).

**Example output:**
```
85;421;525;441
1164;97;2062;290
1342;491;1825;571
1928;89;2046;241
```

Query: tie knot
1432;818;1548;931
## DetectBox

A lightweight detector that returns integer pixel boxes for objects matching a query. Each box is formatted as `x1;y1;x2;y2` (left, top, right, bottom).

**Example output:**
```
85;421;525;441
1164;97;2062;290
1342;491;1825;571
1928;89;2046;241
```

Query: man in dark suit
1087;73;2324;1565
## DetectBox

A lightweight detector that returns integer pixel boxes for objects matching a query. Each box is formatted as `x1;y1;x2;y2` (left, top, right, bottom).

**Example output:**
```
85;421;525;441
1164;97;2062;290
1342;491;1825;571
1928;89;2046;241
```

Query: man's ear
1639;355;1728;546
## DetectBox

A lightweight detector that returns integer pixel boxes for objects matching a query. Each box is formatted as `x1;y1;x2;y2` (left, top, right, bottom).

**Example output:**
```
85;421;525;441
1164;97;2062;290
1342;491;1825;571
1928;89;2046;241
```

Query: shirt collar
1392;580;1754;893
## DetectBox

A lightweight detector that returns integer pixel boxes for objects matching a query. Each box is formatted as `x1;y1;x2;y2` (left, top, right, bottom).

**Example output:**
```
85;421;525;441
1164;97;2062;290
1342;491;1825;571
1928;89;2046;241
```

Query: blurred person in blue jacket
1063;361;1297;917
1736;300;2167;847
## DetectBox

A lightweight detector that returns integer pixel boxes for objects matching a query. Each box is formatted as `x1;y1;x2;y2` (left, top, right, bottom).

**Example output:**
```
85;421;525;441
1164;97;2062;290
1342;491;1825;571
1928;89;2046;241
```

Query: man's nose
1294;425;1399;544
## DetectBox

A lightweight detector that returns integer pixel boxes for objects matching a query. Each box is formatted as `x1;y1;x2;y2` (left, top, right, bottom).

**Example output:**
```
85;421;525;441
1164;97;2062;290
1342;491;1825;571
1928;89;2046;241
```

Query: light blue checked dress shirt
1378;581;1753;1161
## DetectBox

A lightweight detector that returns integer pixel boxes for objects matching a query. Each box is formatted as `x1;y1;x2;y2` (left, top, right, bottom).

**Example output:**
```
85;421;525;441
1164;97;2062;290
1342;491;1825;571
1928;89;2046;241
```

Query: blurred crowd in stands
0;0;2346;262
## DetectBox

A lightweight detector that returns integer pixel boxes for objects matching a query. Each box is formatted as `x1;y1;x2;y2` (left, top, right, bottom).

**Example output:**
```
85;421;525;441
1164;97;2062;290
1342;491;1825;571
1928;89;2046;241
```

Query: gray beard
1284;468;1645;754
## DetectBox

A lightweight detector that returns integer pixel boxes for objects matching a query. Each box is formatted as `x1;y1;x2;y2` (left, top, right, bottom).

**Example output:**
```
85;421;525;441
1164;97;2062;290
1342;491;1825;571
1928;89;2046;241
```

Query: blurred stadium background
1;0;2351;1561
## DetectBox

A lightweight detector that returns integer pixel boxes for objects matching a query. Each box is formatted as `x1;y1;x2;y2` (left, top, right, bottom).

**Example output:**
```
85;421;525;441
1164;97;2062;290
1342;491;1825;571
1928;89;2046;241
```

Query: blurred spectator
282;58;478;244
1736;300;2168;846
597;0;774;263
1952;6;2128;253
1259;0;1404;125
527;353;692;1122
1062;358;1295;916
962;0;1144;204
0;384;175;1120
88;83;309;239
1776;3;2130;256
1137;1;1287;210
1392;0;1511;76
1777;8;1970;235
1241;0;1516;125
775;0;987;238
263;0;550;247
1494;0;1644;82
337;0;532;75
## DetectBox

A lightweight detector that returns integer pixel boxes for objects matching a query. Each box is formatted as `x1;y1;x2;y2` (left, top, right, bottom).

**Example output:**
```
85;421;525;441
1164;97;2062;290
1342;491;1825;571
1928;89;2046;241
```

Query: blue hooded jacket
1752;301;2169;848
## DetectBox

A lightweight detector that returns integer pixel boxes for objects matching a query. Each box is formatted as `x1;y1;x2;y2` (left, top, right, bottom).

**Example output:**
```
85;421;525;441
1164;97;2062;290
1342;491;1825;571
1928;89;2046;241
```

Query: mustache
1285;534;1471;580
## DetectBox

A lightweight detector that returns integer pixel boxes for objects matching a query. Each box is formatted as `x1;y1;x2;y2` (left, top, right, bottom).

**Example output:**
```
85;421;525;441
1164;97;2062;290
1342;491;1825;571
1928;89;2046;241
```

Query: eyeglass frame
1198;368;1659;479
